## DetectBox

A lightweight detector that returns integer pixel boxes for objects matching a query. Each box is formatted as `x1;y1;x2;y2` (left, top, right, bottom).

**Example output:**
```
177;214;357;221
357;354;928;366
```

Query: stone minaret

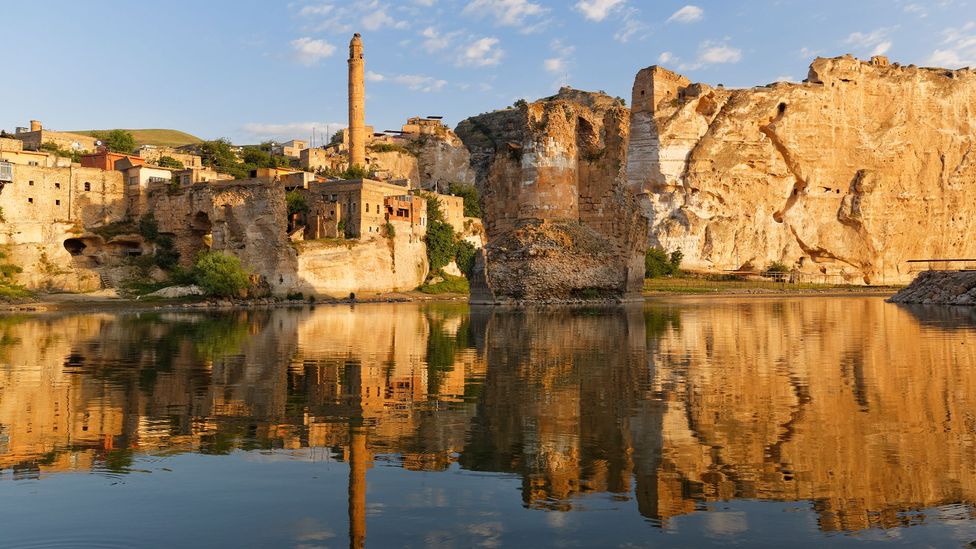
347;33;366;169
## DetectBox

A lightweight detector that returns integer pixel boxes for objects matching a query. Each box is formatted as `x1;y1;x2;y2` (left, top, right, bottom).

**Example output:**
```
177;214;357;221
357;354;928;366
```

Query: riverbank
642;277;901;297
0;282;902;315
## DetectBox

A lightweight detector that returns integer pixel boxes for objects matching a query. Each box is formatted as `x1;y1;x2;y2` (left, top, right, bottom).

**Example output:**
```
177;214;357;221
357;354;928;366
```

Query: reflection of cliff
463;299;976;531
3;299;976;534
644;298;976;531
462;306;650;508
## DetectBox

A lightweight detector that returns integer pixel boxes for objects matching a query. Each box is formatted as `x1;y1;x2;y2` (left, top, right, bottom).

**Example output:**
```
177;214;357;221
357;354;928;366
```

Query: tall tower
347;33;366;170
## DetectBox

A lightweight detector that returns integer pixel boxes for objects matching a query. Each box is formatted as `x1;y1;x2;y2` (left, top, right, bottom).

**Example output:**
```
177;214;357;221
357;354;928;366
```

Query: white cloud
242;121;346;139
543;58;566;73
290;37;336;65
658;51;673;64
421;26;461;52
927;21;976;67
298;3;334;17
458;36;504;66
870;41;892;56
775;75;795;82
844;27;897;55
392;74;447;92
677;41;742;71
799;46;823;59
463;0;547;28
415;0;436;5
904;3;927;17
614;9;647;42
298;2;407;34
366;71;385;82
574;0;626;22
543;39;574;87
667;5;703;23
701;44;741;64
362;7;408;31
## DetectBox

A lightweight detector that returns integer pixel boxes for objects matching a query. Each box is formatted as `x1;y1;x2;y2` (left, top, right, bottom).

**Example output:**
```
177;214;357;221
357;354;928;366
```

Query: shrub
286;191;309;217
157;155;184;169
645;247;682;278
455;240;476;277
193;251;249;297
138;214;159;241
384;221;395;238
425;220;456;271
448;182;481;217
153;236;180;270
763;261;791;280
420;272;469;294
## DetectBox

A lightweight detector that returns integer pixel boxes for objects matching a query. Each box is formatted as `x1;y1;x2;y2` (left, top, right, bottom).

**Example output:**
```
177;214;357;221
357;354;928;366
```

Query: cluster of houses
0;118;467;247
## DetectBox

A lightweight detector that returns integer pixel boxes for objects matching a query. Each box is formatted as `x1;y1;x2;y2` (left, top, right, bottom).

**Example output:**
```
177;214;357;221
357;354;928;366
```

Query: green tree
448;182;481;217
454;240;476;277
426;220;456;271
286;191;309;217
645;247;682;278
95;129;136;154
193;251;250;297
157;155;184;169
329;129;344;147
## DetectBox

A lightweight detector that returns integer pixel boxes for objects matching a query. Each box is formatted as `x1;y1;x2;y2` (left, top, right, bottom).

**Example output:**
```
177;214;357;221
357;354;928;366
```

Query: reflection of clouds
704;511;748;537
403;485;450;508
465;521;504;548
545;511;569;528
292;516;336;548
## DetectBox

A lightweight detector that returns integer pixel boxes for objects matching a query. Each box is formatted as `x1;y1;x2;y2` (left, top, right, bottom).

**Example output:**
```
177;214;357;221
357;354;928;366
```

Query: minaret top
349;33;363;59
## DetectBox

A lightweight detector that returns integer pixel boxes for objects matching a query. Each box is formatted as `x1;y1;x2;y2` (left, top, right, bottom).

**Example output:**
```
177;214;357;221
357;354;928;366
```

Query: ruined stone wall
150;180;299;292
457;88;648;302
628;56;976;284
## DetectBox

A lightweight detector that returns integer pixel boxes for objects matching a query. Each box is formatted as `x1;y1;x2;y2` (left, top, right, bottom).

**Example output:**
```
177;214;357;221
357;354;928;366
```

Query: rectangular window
27;197;33;204
55;200;60;206
28;180;34;186
83;182;90;191
55;182;60;189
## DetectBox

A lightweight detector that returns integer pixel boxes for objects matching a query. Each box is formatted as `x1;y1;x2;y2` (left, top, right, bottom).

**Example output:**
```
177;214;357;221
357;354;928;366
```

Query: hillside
72;128;203;148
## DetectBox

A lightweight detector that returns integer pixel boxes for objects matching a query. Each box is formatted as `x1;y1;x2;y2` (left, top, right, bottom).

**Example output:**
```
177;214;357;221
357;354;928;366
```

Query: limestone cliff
457;87;648;302
628;56;976;284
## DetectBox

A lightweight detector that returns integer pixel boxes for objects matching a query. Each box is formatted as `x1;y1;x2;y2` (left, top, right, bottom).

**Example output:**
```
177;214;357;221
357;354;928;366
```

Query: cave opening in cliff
778;102;787;115
63;238;86;256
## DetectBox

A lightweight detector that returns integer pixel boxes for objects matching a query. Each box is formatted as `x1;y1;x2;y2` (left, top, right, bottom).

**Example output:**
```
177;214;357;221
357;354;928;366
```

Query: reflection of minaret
347;33;366;169
348;421;367;549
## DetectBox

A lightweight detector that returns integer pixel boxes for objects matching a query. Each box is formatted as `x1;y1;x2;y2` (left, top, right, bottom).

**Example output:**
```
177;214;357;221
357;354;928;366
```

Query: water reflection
1;298;975;546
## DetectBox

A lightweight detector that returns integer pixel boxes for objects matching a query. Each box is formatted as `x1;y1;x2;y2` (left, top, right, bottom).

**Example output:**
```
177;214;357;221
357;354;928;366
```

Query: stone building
13;120;99;153
174;166;233;185
0;137;69;168
272;139;307;158
303;178;417;239
135;145;202;168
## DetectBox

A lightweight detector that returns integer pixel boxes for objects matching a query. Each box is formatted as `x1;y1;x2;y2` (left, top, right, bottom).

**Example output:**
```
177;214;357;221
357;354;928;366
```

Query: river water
1;297;975;548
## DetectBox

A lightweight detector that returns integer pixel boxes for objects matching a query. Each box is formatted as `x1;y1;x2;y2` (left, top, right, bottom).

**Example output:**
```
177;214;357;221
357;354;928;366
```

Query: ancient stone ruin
457;87;648;302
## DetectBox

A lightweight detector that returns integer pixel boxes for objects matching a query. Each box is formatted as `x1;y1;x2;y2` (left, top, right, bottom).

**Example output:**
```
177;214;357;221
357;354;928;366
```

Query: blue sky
2;0;973;144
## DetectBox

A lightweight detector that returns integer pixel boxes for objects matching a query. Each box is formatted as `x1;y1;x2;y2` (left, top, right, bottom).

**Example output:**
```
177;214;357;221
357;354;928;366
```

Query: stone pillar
347;33;366;169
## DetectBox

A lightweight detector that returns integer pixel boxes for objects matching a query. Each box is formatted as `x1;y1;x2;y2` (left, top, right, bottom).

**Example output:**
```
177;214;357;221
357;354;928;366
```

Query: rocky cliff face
628;56;976;284
457;88;648;302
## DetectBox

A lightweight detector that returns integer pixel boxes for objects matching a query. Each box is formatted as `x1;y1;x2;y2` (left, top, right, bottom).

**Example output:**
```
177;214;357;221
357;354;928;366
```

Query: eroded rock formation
457;87;648;302
628;56;976;284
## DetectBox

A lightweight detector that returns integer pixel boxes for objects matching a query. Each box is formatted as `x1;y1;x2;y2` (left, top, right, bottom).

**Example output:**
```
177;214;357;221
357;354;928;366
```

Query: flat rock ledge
888;271;976;306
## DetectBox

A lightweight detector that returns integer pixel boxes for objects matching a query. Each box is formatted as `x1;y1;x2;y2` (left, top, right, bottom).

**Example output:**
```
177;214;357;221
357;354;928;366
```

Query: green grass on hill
72;129;203;148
